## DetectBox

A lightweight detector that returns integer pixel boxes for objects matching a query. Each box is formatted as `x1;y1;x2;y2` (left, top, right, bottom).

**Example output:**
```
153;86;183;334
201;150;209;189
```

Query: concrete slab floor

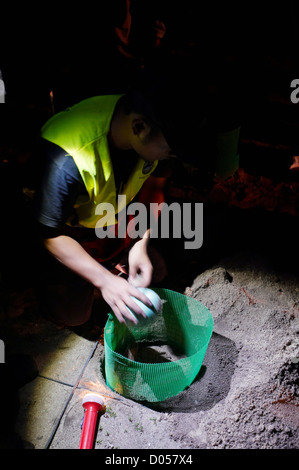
1;303;106;449
3;251;298;453
0;300;183;451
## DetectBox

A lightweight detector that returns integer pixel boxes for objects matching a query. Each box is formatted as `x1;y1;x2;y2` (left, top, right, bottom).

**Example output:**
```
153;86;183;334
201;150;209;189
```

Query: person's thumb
128;265;138;285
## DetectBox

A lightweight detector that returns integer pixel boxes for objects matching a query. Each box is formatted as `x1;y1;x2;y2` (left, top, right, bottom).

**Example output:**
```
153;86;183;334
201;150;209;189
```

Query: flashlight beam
38;374;126;402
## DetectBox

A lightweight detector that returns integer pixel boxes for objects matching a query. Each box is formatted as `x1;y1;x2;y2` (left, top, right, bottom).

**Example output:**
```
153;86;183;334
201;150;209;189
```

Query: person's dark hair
121;88;165;129
122;76;208;162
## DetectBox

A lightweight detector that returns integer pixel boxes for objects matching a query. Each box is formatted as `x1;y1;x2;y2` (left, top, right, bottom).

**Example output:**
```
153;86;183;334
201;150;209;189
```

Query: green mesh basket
104;288;213;402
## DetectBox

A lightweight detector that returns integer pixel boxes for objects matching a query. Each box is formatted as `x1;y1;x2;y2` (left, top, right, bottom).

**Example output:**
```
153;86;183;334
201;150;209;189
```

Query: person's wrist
93;267;114;291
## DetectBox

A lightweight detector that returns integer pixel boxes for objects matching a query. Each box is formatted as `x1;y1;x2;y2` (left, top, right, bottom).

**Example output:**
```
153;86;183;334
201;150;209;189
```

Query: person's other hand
290;156;299;171
128;239;153;287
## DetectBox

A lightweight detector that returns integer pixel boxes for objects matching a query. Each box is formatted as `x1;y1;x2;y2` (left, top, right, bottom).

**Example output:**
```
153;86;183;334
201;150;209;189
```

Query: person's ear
132;117;151;140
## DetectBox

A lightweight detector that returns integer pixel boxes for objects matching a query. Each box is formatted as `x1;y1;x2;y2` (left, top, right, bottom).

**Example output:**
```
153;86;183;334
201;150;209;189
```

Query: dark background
1;2;299;451
1;0;299;291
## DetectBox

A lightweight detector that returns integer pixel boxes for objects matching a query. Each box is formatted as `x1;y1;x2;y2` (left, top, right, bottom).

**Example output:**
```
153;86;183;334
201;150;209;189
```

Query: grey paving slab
38;331;98;384
49;390;86;449
15;377;71;449
1;304;103;449
77;340;108;394
2;306;99;385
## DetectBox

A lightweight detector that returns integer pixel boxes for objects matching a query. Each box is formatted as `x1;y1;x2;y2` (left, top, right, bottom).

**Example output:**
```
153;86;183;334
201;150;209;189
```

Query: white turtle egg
127;287;162;323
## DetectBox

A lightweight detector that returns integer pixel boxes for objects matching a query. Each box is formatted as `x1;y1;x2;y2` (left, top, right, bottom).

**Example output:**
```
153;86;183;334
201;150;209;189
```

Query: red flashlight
79;393;105;449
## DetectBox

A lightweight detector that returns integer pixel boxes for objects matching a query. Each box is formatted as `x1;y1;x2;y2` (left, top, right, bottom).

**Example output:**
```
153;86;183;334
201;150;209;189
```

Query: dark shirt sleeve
31;139;87;233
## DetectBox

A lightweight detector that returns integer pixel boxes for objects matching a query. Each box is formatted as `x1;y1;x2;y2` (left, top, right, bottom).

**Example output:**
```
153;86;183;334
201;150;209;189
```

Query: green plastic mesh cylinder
104;288;213;402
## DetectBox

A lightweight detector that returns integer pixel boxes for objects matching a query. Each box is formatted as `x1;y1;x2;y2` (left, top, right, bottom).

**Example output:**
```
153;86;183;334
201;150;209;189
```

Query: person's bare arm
128;229;153;286
43;235;153;324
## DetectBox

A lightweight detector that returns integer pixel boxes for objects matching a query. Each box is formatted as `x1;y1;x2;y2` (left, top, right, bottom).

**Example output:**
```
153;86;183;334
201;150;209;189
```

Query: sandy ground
175;252;299;449
1;225;298;450
55;250;298;451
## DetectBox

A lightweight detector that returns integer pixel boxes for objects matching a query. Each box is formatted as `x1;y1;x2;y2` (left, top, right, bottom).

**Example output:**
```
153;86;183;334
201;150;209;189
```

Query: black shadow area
143;332;238;413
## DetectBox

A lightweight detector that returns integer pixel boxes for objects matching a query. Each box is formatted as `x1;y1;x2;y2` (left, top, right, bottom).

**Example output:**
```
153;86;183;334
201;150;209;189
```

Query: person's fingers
129;263;153;287
112;304;137;325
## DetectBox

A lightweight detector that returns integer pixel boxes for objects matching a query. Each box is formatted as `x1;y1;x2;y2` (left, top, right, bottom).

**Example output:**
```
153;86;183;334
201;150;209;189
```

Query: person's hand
128;238;153;288
100;271;153;324
290;156;299;171
42;234;153;325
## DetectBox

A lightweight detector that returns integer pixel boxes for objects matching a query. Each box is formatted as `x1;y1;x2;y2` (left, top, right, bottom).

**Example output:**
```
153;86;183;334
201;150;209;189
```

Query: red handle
79;402;102;449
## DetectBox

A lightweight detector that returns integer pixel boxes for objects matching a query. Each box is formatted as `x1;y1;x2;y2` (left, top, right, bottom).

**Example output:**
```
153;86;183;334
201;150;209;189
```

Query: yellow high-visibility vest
41;95;158;228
